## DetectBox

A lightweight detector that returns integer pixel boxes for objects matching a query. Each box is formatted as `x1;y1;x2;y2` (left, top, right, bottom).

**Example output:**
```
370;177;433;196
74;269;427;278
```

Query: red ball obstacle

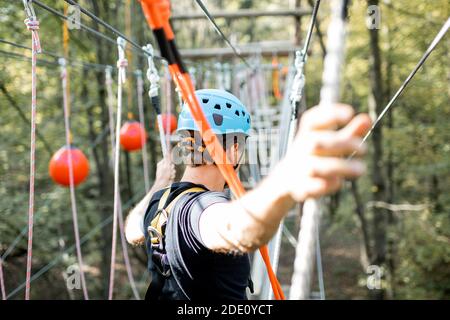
120;121;147;152
49;146;90;187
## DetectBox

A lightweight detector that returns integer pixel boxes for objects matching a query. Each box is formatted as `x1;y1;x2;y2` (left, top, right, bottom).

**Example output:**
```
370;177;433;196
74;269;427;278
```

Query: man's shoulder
176;189;230;215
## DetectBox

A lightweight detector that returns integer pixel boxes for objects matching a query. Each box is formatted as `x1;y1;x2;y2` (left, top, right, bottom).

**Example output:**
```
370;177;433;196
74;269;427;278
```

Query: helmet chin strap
234;149;245;170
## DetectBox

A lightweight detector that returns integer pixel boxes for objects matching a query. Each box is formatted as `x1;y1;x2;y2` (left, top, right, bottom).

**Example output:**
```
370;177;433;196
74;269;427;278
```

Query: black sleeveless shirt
143;182;251;300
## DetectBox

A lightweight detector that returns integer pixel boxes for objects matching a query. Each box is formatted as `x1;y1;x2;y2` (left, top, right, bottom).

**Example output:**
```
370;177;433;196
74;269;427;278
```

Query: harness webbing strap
146;186;206;300
157;188;171;211
150;187;205;244
166;187;206;212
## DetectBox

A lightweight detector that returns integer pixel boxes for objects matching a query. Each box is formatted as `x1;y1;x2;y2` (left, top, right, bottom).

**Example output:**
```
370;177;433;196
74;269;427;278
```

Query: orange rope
272;56;282;100
63;3;71;116
172;65;284;300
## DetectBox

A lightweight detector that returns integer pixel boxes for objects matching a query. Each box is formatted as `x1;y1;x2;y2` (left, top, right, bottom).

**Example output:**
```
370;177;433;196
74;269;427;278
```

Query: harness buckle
148;208;168;245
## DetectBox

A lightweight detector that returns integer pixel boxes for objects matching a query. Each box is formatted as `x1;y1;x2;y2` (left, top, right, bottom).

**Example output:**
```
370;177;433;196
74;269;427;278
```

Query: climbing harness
290;0;350;300
143;44;168;157
146;185;255;299
147;187;206;276
108;37;128;300
23;0;41;301
59;57;89;299
139;0;284;300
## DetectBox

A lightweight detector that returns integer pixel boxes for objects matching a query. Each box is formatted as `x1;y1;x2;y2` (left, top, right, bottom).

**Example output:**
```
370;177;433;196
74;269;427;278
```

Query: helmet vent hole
213;113;223;126
226;103;232;108
242;111;245;116
247;118;250;124
202;98;209;104
214;104;221;110
235;110;240;116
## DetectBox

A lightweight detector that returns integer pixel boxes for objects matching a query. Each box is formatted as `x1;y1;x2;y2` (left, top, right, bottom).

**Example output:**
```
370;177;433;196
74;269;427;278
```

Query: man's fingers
338;113;372;139
308;133;367;157
300;103;354;131
308;157;366;179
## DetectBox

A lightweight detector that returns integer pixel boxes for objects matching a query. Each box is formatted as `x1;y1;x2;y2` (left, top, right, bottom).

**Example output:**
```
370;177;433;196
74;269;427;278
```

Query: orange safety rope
272;56;282;100
63;3;71;113
139;0;284;300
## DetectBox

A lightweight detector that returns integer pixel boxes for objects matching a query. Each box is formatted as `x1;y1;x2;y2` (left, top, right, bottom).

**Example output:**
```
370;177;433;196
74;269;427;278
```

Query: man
126;89;371;300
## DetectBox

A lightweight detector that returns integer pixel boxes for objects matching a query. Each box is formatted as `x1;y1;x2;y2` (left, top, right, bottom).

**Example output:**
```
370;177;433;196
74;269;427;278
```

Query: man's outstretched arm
125;157;176;246
199;104;372;253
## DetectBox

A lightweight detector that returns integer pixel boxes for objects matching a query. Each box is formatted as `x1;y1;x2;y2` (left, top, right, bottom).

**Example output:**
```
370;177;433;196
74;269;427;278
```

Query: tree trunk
367;0;387;300
351;181;372;269
385;17;396;299
294;0;303;46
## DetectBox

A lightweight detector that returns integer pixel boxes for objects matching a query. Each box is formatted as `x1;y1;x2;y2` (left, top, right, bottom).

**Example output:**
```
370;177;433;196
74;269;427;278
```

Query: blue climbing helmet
177;89;251;136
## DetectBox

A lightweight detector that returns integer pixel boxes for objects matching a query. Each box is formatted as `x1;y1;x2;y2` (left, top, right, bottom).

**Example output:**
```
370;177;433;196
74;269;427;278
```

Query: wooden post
170;8;311;20
294;0;303;46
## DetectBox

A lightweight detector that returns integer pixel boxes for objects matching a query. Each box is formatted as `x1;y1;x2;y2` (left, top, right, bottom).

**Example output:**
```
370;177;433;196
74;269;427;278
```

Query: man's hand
277;103;372;202
154;156;176;189
125;156;176;246
200;104;372;253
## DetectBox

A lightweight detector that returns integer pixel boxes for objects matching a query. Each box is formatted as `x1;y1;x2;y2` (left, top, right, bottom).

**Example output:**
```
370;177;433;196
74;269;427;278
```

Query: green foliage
0;0;449;299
